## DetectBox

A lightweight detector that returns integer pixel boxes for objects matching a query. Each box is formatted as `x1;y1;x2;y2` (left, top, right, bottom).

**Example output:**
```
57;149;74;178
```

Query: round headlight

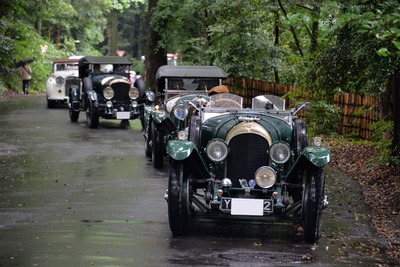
255;166;276;188
129;87;140;99
270;142;291;164
103;86;114;99
313;136;322;147
173;105;188;121
56;76;65;85
206;139;229;162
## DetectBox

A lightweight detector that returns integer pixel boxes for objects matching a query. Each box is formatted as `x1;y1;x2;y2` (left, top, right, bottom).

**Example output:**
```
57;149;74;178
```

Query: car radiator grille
226;133;270;187
112;83;130;101
65;77;80;97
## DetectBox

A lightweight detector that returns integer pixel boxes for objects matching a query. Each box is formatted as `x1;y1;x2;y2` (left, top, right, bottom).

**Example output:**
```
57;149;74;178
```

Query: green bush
306;100;341;136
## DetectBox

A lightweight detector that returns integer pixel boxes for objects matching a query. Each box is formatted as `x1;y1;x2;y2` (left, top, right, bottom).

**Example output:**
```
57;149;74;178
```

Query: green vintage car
164;93;331;243
143;65;227;168
68;56;155;128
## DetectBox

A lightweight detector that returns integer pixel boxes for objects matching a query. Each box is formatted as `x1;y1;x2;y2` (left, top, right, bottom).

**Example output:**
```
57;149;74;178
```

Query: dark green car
68;56;154;128
143;65;227;168
164;93;331;243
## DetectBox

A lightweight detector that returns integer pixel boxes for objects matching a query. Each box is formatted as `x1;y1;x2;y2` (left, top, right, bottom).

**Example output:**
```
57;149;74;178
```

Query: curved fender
86;90;98;102
152;109;169;124
69;85;80;103
167;140;197;161
167;140;211;179
301;146;331;168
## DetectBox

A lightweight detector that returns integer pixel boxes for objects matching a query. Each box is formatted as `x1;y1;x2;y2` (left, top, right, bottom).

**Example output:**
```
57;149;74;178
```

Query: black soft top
79;56;131;78
79;56;131;66
156;65;227;79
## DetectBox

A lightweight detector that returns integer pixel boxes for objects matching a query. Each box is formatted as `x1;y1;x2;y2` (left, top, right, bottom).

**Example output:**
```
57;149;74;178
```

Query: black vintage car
68;56;154;128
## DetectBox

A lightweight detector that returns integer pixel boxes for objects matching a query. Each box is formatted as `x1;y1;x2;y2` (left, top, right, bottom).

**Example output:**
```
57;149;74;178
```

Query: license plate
221;198;273;216
116;112;130;119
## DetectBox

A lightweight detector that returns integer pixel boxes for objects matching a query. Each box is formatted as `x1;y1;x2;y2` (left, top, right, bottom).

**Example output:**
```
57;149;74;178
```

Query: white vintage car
46;58;81;108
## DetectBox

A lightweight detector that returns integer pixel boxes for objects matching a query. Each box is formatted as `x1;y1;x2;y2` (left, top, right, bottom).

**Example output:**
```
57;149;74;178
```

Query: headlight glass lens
270;142;291;164
103;87;114;99
56;76;65;85
206;139;228;162
313;136;322;147
129;87;140;99
255;166;276;188
173;105;188;121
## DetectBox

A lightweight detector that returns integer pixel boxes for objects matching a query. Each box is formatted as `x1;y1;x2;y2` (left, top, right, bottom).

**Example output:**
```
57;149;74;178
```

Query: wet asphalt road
0;95;396;267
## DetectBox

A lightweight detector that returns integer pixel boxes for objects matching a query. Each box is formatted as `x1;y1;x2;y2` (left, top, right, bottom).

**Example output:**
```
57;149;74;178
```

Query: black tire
168;160;191;235
145;122;152;158
86;100;99;128
294;119;308;158
151;121;164;168
69;106;79;122
47;100;55;109
302;166;326;243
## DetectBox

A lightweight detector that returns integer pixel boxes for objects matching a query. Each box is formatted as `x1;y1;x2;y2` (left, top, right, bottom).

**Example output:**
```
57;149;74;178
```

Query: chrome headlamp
173;105;188;121
313;136;322;147
206;139;229;162
129;87;140;100
103;86;114;99
255;166;276;188
56;76;65;85
270;142;291;164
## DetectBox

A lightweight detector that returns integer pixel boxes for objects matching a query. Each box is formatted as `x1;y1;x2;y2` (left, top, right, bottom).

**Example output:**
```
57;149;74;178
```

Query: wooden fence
225;78;380;140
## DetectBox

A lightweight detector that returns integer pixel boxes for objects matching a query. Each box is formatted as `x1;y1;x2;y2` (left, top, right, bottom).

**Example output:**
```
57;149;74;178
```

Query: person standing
18;62;32;95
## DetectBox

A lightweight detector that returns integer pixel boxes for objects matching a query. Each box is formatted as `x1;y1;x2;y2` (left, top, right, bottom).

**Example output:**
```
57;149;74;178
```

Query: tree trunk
107;9;119;56
145;0;167;90
273;9;280;83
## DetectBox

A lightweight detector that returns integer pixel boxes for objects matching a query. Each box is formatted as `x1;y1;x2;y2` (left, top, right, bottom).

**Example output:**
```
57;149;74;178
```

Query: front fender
69;85;80;103
301;146;331;168
167;140;211;179
167;140;197;160
152;109;169;124
86;90;98;102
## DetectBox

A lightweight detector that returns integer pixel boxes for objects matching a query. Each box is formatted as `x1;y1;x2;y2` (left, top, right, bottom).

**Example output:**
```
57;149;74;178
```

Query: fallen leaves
329;139;400;261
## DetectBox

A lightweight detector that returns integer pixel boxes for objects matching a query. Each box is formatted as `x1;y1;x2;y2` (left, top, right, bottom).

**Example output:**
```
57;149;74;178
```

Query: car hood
200;112;293;145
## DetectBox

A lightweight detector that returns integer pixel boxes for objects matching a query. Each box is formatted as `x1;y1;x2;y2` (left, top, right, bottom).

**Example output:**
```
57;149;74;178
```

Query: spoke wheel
151;121;164;168
302;166;325;243
86;100;99;128
168;160;191;235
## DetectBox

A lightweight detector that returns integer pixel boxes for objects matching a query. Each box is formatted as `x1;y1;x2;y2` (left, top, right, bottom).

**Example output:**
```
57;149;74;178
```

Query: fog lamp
177;130;188;140
131;101;138;108
106;101;113;108
255;166;276;188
